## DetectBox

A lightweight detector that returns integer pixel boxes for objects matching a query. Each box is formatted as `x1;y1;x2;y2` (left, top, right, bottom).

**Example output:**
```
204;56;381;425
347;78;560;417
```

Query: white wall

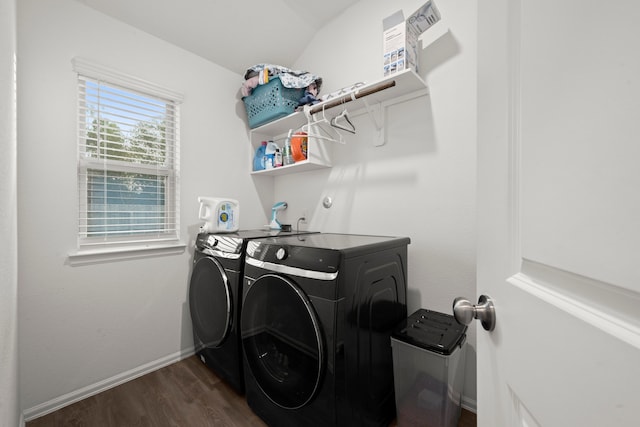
281;0;478;406
1;0;20;425
17;0;267;416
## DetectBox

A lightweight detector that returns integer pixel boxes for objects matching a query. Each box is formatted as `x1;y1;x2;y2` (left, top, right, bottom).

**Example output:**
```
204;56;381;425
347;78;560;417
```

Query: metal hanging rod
308;80;397;115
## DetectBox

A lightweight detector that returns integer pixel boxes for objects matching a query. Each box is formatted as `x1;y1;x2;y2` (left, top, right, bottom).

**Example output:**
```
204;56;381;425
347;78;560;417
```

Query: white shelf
250;159;328;176
249;69;428;177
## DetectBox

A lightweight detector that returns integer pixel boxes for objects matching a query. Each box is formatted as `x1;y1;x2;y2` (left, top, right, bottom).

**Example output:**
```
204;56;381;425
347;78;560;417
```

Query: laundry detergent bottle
198;197;239;233
253;141;267;171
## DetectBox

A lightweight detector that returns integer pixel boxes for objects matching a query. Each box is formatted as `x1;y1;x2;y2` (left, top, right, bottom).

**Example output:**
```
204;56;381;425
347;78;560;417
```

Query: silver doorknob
453;295;496;331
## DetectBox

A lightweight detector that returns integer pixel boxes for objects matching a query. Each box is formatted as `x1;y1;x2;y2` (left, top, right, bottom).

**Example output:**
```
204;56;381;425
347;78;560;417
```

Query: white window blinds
73;58;182;249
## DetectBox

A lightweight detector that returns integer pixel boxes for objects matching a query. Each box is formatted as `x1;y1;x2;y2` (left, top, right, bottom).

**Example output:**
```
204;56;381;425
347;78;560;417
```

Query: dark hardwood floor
27;355;477;427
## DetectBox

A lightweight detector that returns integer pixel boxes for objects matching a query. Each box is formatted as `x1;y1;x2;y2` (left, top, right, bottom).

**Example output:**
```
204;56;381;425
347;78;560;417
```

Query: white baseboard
461;395;477;414
23;346;195;422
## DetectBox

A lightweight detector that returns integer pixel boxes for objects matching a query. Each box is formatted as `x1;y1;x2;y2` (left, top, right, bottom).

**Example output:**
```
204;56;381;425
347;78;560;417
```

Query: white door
474;0;640;425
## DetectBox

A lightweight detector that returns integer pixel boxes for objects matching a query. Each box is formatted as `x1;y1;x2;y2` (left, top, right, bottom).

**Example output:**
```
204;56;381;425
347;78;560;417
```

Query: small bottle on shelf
264;140;279;169
283;139;294;166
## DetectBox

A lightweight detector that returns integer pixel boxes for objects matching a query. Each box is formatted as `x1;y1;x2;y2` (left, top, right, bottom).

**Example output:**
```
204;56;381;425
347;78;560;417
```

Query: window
73;58;182;252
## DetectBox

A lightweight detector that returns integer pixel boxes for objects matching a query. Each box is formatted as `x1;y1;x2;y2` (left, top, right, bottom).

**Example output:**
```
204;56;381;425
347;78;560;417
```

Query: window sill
67;242;186;266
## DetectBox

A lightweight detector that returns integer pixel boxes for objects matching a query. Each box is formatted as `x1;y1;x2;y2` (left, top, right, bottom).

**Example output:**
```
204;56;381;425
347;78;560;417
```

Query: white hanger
300;104;345;144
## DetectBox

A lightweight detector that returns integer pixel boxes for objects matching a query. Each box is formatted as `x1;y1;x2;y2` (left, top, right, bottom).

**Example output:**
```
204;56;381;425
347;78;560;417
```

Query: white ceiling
76;0;360;75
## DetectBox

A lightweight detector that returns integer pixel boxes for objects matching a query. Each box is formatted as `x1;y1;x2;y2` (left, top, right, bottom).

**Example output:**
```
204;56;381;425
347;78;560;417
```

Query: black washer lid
392;308;467;355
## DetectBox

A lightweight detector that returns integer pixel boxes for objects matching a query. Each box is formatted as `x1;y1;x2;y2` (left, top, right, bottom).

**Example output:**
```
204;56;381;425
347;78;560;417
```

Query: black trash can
391;309;467;427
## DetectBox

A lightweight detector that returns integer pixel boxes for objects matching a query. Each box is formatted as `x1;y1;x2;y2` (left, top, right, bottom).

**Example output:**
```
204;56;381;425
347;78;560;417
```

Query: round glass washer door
188;256;232;348
241;274;324;409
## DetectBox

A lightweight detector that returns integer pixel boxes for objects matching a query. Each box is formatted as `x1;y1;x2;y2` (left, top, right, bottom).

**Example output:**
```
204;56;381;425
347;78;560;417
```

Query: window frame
69;58;184;264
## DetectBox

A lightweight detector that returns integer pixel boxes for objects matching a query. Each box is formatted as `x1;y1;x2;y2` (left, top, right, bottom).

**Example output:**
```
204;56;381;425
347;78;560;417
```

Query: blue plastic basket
243;77;304;128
